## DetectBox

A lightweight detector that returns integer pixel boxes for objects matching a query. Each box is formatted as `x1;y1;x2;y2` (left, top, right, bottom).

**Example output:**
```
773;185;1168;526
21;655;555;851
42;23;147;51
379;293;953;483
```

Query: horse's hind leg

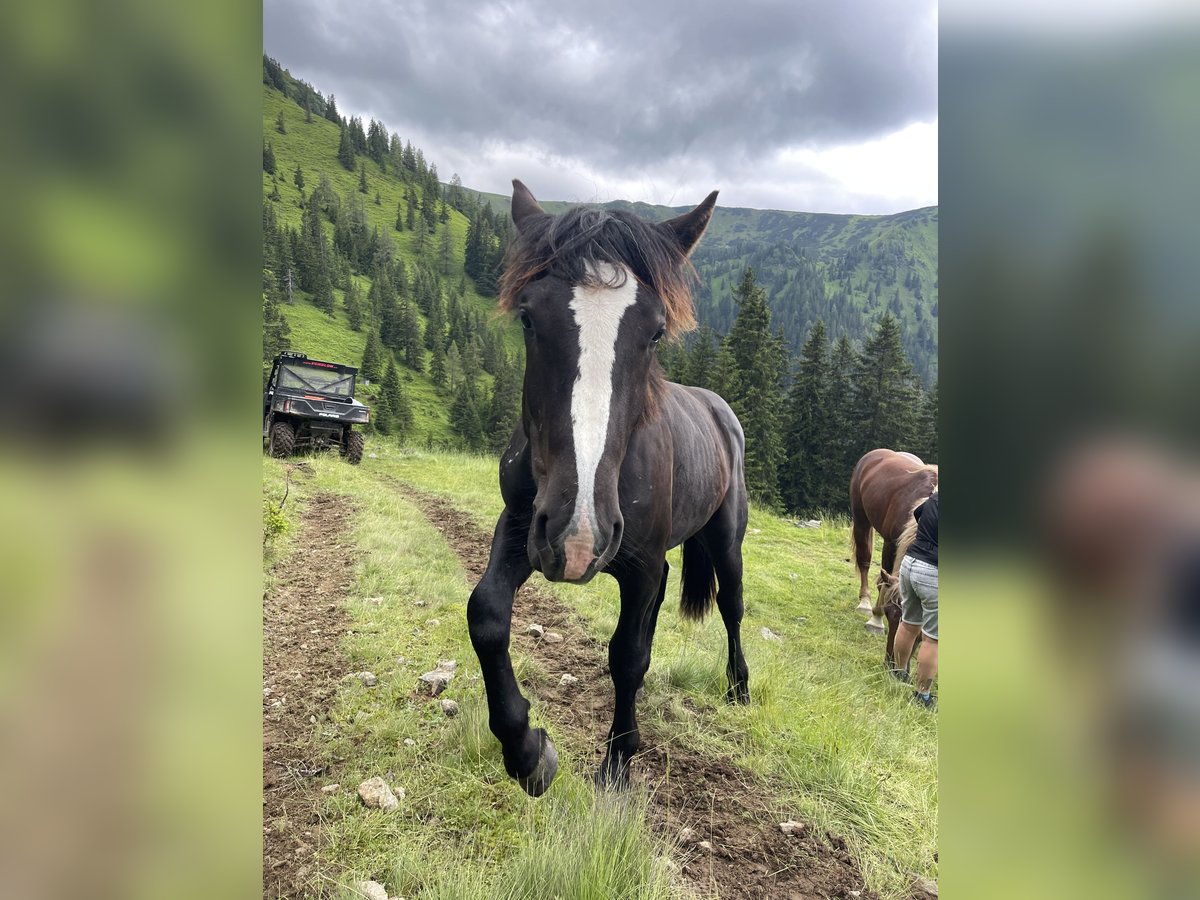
702;505;750;704
852;513;875;613
467;508;556;797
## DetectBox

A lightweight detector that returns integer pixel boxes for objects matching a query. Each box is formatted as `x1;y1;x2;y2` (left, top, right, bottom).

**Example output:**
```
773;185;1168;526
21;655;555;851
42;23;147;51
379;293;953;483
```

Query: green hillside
263;65;520;447
464;190;939;385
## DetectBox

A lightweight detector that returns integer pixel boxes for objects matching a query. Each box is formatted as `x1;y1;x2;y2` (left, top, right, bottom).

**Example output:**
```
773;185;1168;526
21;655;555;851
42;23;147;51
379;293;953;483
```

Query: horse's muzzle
530;510;622;584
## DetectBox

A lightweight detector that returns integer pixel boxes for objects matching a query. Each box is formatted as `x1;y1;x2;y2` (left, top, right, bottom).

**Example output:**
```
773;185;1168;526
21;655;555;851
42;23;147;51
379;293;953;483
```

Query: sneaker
911;690;936;710
889;666;910;683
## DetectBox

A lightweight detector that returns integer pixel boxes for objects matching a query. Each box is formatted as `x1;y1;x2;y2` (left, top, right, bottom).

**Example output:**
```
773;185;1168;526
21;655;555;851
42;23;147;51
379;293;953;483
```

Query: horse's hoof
864;615;886;635
594;759;630;791
517;730;558;798
856;597;874;613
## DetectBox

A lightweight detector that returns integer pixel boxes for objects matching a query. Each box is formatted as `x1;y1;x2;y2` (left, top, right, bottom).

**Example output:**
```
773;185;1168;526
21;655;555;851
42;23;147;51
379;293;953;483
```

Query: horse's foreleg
467;508;556;797
597;562;665;789
852;515;874;613
635;561;671;701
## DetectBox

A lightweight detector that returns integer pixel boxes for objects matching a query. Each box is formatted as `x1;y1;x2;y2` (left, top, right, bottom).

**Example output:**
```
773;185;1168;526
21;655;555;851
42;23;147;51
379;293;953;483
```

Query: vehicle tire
268;421;296;459
344;430;365;465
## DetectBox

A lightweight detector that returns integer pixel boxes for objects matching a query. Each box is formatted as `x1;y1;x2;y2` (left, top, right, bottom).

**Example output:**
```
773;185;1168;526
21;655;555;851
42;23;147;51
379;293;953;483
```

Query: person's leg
894;556;923;675
915;636;938;693
894;621;922;673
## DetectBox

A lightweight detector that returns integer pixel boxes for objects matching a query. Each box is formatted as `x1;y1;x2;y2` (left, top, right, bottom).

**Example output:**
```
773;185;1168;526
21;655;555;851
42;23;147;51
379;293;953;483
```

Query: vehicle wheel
268;421;296;459
344;431;365;465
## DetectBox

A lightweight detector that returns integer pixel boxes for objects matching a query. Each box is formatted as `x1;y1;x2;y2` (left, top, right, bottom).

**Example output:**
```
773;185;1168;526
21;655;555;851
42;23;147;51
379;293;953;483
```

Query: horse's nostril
533;511;550;545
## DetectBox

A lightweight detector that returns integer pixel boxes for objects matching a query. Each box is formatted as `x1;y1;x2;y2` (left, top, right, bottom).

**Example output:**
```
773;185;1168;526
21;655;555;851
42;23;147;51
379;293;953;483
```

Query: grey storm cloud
265;0;936;209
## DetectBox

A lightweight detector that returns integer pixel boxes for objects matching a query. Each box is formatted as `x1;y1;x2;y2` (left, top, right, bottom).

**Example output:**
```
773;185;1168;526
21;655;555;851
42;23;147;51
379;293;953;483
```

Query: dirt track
261;476;876;899
263;491;356;900
399;484;876;900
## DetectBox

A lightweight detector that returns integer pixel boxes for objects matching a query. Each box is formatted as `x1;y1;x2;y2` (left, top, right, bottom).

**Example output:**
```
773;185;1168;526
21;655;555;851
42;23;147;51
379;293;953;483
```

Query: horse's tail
680;538;717;622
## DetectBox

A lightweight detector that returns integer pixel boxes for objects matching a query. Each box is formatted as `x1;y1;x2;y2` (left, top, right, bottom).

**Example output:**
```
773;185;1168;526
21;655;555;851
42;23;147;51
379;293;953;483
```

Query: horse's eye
518;310;533;331
651;327;666;345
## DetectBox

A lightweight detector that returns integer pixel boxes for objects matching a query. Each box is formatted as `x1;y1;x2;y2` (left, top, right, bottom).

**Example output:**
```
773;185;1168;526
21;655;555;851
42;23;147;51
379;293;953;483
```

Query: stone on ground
439;698;460;717
760;626;781;641
525;623;544;637
559;673;579;687
679;826;699;844
779;819;807;835
357;777;401;811
320;784;340;794
912;876;938;898
419;660;457;696
543;631;564;643
352;881;388;900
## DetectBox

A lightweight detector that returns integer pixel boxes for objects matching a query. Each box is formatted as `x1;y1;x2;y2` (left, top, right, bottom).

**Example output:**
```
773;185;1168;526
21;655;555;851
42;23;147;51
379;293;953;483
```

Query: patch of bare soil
399;484;876;900
263;492;357;900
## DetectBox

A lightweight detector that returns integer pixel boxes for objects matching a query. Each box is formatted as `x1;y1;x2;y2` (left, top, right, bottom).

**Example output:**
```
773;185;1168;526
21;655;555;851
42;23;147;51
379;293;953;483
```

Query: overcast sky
265;0;937;214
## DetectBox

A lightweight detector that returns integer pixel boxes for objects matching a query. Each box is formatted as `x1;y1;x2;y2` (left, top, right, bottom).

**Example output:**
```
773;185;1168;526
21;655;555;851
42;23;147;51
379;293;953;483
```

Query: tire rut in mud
263;491;357;900
397;482;876;900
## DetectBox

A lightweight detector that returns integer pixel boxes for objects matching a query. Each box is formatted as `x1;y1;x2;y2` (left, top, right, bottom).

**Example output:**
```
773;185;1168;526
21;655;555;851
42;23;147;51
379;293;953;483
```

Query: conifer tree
360;328;383;381
429;345;447;388
424;291;446;351
450;379;485;451
303;93;313;124
344;280;364;331
398;301;424;372
293;166;304;193
395;202;406;232
374;190;382;206
487;351;522;452
780;320;831;513
358;161;369;194
275;109;286;134
683;324;719;389
312;270;335;316
381;360;412;440
919;381;938;463
263;140;276;174
826;334;859;496
325;93;339;123
724;268;786;506
337;126;356;170
262;291;291;371
851;313;920;454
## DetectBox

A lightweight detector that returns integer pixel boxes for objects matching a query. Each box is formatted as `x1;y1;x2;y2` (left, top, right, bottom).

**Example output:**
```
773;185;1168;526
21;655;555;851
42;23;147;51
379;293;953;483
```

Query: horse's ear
511;179;546;233
662;190;719;256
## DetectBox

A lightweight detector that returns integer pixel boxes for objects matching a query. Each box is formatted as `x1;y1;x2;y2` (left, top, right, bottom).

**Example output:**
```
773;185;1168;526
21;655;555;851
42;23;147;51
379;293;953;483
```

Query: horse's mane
499;205;698;338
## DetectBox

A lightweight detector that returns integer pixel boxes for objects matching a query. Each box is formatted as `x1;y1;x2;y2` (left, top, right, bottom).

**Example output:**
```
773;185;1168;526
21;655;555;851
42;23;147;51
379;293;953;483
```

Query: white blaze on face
563;262;638;579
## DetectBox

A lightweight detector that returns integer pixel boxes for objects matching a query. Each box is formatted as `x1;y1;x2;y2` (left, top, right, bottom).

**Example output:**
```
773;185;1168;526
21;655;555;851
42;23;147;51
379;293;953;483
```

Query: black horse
467;181;749;797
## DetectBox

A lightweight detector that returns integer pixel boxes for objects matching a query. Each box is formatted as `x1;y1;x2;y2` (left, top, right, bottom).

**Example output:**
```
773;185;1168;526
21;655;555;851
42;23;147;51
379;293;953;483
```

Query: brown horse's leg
851;513;875;613
467;508;556;797
597;560;666;789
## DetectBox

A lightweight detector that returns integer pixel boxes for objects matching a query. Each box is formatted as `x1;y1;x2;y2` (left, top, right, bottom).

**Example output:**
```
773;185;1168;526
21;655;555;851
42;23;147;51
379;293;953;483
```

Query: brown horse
850;449;938;660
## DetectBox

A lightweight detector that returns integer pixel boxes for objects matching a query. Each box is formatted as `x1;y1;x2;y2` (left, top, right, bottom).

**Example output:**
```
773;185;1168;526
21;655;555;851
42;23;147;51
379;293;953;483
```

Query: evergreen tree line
658;267;937;515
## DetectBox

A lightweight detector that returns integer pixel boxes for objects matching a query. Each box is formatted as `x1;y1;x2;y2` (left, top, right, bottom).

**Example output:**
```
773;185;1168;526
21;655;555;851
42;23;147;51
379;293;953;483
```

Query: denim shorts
900;555;938;640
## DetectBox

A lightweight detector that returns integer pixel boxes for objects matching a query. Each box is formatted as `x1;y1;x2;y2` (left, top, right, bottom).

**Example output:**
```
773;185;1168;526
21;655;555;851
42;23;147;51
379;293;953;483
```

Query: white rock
440;699;460;717
403;738;416;748
413;600;425;607
779;819;807;836
437;659;457;673
426;618;441;627
679;827;699;844
760;627;781;641
357;777;400;811
559;674;579;688
543;632;564;644
357;672;378;687
320;784;340;794
526;623;544;637
912;876;938;897
353;881;388;900
697;840;713;852
799;519;822;528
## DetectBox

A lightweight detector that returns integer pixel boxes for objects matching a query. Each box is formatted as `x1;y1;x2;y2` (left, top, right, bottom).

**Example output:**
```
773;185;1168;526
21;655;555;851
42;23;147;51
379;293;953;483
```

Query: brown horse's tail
680;538;717;621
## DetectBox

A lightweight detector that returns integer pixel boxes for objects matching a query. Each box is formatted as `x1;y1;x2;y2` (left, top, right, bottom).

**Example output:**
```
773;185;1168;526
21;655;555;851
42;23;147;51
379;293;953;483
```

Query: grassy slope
264;86;513;443
264;449;937;899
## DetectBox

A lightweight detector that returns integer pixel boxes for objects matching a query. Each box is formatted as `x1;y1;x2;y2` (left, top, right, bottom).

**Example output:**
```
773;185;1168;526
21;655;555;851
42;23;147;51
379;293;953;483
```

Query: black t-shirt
908;493;938;567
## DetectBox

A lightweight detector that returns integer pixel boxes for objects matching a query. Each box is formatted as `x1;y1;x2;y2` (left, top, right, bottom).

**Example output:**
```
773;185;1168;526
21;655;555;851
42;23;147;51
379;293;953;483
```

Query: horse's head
502;180;716;583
